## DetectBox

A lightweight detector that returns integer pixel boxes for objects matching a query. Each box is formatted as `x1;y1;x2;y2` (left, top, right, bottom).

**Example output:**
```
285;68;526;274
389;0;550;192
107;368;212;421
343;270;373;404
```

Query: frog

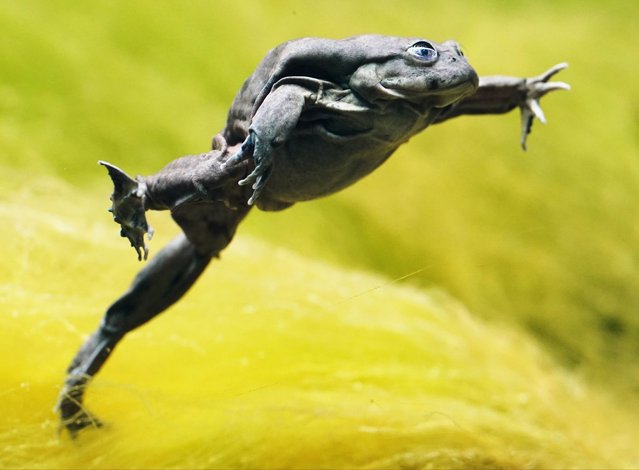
57;34;569;436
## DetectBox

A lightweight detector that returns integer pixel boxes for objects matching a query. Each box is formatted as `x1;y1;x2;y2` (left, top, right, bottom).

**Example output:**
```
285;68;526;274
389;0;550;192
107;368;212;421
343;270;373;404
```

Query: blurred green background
2;0;638;398
3;0;639;467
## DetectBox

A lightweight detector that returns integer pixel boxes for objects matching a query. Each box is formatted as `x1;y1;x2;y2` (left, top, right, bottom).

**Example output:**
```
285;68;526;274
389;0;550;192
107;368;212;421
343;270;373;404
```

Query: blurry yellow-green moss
2;0;639;468
1;174;638;469
1;0;638;389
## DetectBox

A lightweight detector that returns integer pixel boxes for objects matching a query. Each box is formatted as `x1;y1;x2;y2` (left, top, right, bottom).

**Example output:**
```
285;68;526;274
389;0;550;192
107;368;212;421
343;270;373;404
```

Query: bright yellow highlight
1;174;638;468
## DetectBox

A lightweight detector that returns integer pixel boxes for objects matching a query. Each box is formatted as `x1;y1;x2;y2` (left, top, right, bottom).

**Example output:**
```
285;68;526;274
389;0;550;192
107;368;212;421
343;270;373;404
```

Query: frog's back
222;35;412;145
223;42;288;145
221;35;477;211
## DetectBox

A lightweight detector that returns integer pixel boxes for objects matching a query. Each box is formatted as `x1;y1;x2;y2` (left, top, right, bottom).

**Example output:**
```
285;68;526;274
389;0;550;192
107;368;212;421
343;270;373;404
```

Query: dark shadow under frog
56;35;569;436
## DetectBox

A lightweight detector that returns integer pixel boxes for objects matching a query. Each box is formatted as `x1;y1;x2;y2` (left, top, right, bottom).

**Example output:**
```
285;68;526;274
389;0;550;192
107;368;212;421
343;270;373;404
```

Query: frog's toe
99;161;154;261
519;63;570;150
519;106;537;151
235;132;273;205
223;133;255;168
57;390;104;438
60;408;104;439
240;159;273;205
247;166;273;205
533;62;570;85
238;155;271;187
119;221;153;261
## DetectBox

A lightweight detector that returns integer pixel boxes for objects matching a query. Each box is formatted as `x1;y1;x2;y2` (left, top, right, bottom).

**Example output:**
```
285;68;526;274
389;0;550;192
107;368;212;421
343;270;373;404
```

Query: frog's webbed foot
57;387;103;438
99;161;154;261
223;131;273;205
520;63;570;150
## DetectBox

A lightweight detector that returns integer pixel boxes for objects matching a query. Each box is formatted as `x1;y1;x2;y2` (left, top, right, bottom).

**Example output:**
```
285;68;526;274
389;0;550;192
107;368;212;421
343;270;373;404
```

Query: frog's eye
408;41;438;61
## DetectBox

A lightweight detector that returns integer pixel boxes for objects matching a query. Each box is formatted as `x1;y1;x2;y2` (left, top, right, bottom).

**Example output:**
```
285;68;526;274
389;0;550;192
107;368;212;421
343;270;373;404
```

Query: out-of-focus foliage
1;0;638;385
1;175;638;468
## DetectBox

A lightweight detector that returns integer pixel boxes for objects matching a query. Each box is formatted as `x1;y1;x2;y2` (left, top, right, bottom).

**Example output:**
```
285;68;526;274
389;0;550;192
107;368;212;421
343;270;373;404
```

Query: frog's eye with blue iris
408;41;438;61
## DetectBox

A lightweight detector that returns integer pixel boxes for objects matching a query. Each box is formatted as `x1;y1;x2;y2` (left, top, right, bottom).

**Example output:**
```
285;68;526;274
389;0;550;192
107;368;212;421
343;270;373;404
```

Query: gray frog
57;35;569;436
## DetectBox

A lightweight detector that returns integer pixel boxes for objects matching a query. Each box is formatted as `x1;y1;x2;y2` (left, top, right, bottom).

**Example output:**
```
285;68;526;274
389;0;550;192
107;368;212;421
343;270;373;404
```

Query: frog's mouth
379;76;478;107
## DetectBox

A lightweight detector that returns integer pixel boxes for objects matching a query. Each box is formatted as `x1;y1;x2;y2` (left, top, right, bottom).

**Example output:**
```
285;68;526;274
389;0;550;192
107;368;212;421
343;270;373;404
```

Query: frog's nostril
448;55;457;63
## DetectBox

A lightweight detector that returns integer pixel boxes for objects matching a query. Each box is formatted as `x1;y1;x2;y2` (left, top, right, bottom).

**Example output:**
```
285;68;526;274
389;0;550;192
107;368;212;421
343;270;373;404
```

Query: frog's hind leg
58;207;251;438
57;233;216;436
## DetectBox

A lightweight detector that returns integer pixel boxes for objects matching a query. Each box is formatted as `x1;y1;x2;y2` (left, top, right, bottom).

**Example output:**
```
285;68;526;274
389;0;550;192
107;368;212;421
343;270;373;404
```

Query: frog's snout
445;53;458;63
468;66;480;89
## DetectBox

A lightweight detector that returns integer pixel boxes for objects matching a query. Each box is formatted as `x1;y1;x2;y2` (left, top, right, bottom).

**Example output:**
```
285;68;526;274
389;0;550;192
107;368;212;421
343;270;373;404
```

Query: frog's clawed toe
99;161;154;261
520;63;570;150
60;409;104;439
57;391;103;439
225;131;273;205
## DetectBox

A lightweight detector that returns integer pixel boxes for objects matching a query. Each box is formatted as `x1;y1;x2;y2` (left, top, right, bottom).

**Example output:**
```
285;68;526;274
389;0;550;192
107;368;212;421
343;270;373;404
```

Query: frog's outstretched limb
435;62;570;150
56;234;214;437
57;148;252;437
223;83;308;205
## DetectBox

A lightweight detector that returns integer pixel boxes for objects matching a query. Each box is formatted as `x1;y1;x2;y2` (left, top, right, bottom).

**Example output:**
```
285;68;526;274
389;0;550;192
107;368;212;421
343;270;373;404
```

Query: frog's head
350;38;479;107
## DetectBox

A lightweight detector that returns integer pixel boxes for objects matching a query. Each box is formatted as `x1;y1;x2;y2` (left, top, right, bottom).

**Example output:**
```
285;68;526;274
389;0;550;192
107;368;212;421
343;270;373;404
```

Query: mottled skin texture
56;35;569;436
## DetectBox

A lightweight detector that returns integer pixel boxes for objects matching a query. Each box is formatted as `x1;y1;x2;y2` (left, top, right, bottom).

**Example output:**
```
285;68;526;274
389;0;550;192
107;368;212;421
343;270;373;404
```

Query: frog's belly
258;134;398;207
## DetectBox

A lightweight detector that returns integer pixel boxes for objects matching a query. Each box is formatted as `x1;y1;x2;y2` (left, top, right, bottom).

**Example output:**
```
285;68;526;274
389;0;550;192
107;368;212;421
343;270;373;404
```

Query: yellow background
1;1;638;467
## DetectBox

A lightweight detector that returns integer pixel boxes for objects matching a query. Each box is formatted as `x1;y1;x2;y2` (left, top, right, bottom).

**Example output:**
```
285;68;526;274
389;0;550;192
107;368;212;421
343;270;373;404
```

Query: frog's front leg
436;63;569;150
224;85;310;205
517;63;570;149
